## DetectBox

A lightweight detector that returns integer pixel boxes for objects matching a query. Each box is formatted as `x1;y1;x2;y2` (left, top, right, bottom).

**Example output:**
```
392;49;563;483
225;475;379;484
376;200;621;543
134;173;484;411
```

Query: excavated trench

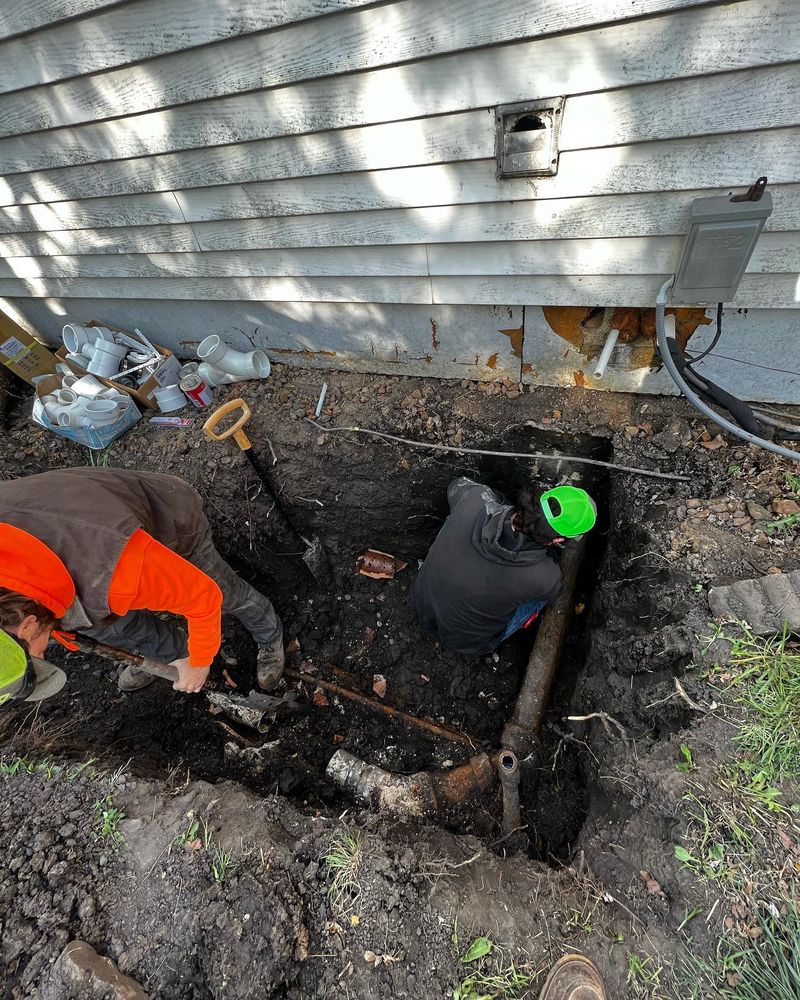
14;424;612;863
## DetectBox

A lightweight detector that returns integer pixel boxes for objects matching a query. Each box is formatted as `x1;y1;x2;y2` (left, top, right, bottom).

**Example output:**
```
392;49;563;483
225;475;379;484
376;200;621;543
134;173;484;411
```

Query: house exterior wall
1;0;798;397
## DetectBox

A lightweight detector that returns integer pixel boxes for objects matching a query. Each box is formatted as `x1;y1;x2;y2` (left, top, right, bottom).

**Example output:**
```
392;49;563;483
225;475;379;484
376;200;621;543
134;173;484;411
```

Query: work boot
118;665;156;692
257;628;285;691
538;955;607;1000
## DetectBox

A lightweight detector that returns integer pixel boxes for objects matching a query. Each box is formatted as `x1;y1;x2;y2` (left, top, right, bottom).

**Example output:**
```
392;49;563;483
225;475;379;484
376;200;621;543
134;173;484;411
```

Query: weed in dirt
784;471;800;497
92;794;124;843
210;843;238;884
677;743;697;772
627;953;664;998
88;448;112;467
325;829;364;915
674;905;800;999
454;936;540;1000
763;513;800;538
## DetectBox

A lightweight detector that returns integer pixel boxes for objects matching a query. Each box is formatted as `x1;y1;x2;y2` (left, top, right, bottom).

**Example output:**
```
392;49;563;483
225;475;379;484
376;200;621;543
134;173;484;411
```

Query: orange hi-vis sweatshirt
108;529;223;667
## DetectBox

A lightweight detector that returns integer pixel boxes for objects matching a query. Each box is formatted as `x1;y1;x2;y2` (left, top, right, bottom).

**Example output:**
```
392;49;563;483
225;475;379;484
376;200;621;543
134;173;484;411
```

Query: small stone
686;499;702;509
772;498;800;516
747;501;772;521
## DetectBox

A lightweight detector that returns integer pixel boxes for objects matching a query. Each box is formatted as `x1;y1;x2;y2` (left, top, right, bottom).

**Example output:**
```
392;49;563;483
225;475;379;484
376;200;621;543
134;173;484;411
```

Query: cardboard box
56;324;181;411
0;309;59;383
32;374;141;450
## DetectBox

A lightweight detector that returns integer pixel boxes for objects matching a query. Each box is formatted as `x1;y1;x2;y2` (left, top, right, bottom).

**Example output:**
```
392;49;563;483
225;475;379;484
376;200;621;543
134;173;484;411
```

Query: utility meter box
670;190;773;304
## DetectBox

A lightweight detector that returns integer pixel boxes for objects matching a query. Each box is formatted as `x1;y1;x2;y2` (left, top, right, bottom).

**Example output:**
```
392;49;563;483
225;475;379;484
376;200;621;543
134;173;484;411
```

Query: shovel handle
73;636;179;683
202;397;252;450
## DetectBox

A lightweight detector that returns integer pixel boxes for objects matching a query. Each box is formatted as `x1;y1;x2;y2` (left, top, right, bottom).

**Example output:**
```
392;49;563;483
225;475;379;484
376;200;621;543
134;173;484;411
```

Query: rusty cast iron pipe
498;749;521;837
326;749;494;819
73;635;179;683
285;668;479;748
501;536;587;757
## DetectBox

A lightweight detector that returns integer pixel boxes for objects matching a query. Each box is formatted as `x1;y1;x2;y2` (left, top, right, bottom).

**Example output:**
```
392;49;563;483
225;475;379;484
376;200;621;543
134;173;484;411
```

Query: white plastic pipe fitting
62;324;94;354
592;328;620;380
57;398;119;428
196;361;243;387
71;375;106;399
87;340;127;378
197;335;270;380
153;384;187;413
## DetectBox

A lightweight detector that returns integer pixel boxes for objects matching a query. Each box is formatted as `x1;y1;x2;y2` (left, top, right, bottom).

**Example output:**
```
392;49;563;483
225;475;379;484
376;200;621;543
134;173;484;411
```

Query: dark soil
1;363;799;998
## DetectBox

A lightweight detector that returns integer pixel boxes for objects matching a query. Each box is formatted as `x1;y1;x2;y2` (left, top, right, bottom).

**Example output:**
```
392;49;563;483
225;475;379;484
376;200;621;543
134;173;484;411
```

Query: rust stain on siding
269;347;337;358
486;353;499;369
498;325;524;360
430;318;440;351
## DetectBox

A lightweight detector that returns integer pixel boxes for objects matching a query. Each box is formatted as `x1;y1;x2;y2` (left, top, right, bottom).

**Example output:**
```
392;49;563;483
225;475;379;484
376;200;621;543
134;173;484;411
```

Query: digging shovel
72;635;302;733
202;398;331;583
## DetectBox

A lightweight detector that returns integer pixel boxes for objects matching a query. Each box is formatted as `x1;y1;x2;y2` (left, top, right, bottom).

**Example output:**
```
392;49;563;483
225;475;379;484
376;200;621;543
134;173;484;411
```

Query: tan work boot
538;955;607;1000
118;665;156;693
257;628;285;691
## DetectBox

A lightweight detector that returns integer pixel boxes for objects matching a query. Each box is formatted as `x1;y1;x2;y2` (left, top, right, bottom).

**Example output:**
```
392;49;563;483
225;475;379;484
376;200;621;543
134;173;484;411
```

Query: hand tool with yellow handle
203;398;331;583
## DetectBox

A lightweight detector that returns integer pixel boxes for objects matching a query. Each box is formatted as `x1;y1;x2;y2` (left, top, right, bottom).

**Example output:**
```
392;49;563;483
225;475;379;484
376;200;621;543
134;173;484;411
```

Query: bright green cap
540;485;597;538
0;630;28;703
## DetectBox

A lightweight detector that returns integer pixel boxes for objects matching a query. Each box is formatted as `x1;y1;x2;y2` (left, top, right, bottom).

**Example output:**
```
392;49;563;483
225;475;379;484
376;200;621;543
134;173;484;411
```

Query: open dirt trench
3;366;796;998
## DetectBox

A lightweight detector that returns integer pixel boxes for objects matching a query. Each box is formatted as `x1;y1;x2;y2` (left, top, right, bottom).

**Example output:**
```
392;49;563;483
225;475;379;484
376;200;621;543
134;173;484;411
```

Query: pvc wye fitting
87;340;127;378
197;335;270;380
197;361;244;387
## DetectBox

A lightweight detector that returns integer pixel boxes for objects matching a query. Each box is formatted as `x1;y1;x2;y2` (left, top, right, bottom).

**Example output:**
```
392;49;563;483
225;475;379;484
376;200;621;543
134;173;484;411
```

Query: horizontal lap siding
1;0;797;315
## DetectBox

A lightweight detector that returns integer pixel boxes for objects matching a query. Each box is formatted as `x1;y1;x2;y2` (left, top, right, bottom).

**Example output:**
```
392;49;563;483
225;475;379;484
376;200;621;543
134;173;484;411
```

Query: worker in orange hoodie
0;468;285;701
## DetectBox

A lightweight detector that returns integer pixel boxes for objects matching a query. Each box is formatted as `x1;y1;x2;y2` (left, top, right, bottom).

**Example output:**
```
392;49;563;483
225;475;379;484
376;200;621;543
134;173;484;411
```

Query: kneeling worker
0;468;285;703
410;477;596;656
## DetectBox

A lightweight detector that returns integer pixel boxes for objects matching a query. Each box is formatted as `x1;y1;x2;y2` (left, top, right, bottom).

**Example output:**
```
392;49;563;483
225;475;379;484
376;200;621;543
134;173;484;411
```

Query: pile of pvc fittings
196;335;271;386
62;323;191;413
62;323;164;385
39;368;134;430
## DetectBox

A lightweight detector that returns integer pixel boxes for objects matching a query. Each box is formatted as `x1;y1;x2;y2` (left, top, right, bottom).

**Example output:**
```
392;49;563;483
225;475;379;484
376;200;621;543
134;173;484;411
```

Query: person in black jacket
410;478;596;656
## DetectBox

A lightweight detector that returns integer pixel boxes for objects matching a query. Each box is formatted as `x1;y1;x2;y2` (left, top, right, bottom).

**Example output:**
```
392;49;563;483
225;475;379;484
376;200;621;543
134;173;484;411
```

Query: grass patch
714;624;800;783
454;936;540;1000
674;905;800;999
628;952;664;998
325;829;364;915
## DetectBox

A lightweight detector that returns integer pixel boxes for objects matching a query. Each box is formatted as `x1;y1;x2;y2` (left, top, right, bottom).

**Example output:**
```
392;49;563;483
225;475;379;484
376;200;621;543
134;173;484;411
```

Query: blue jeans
499;600;548;642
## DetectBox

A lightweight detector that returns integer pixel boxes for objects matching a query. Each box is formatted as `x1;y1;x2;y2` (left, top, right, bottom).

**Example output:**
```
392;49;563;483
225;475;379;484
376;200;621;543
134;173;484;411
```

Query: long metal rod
72;635;179;683
284;668;479;748
501;537;586;756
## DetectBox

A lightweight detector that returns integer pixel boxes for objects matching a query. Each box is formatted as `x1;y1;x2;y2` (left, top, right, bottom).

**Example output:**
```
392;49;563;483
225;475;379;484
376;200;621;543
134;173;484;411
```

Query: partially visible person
410;477;596;656
0;468;285;703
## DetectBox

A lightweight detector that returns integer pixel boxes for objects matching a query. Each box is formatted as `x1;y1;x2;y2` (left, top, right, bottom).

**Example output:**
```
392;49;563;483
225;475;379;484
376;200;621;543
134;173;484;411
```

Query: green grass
454;937;538;1000
628;953;664;998
92;794;124;843
719;624;800;782
325;829;364;915
0;754;94;781
784;471;800;497
674;905;800;999
210;843;238;884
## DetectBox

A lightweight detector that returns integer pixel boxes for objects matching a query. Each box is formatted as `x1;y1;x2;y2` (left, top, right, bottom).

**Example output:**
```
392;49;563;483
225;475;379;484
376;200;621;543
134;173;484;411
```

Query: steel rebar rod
285;668;479;748
501;536;587;757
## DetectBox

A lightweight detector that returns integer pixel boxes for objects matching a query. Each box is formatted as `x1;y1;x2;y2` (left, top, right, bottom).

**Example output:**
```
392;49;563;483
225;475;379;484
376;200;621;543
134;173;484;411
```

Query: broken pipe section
326;750;494;820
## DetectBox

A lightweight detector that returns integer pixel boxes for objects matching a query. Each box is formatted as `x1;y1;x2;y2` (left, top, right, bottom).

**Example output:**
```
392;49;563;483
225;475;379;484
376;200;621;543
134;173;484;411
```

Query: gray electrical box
670;188;773;304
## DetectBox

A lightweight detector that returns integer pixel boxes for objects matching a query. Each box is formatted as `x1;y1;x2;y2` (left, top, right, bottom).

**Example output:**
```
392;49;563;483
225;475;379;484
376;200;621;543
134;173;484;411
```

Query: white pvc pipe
197;335;270;379
592;327;620;380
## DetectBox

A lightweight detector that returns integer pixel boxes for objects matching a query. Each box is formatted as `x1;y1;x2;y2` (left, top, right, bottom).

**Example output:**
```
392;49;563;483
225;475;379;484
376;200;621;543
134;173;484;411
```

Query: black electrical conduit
655;278;800;462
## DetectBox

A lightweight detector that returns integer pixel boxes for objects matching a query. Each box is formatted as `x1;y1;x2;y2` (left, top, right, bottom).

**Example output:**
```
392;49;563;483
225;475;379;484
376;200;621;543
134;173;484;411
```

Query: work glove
171;657;210;693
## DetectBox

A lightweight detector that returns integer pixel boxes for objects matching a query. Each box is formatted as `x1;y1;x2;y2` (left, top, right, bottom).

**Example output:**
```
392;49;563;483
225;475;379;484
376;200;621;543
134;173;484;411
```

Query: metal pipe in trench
501;536;587;758
498;749;521;837
327;749;495;820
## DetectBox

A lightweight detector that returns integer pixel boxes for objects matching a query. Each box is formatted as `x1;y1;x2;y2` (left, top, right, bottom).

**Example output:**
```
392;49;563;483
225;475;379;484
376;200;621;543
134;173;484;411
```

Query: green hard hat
540;485;597;538
0;629;29;706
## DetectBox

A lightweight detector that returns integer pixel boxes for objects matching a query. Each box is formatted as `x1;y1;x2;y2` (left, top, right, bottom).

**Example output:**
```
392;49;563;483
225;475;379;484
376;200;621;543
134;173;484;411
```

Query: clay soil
1;365;799;999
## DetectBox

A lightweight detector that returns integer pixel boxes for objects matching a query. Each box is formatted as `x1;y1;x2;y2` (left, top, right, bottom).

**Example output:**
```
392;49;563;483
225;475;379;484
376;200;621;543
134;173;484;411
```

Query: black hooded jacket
409;478;563;655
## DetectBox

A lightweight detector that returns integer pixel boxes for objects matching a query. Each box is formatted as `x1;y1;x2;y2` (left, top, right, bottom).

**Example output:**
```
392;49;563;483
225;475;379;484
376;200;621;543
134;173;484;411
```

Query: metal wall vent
495;97;565;178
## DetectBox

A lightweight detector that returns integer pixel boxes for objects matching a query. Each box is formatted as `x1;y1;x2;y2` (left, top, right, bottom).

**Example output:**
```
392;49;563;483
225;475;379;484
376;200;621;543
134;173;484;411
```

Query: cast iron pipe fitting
326;750;494;819
498;749;521;838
